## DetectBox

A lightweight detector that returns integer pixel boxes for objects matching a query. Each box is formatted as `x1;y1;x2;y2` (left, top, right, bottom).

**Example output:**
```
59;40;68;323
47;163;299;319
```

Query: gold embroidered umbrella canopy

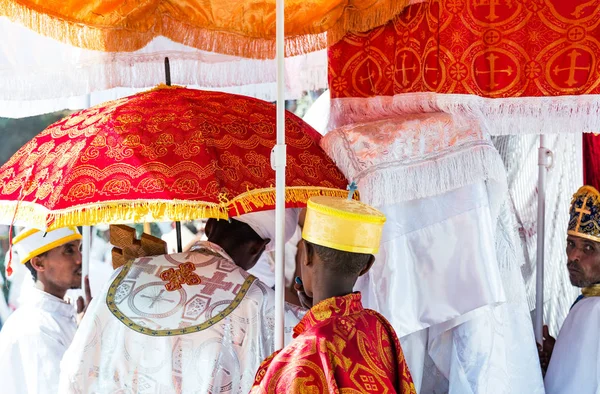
0;85;351;231
0;0;410;58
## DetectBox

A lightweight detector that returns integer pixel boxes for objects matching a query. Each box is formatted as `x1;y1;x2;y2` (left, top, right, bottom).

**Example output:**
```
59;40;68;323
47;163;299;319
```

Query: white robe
59;241;303;394
545;296;600;394
0;286;77;394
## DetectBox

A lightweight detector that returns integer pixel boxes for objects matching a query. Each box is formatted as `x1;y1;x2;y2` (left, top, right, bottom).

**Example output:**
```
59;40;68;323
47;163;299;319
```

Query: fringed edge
0;0;411;58
228;187;354;216
330;93;600;135
327;0;413;46
0;44;327;102
323;140;507;207
0;187;351;230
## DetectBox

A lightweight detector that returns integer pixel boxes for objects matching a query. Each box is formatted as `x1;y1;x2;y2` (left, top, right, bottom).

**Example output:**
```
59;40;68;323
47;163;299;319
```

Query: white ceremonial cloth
356;182;506;336
248;224;301;288
545;296;600;394
59;241;304;394
0;286;77;394
0;17;327;118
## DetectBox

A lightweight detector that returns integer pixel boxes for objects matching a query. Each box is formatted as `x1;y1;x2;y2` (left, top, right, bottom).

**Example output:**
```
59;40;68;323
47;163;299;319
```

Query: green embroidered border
106;262;257;337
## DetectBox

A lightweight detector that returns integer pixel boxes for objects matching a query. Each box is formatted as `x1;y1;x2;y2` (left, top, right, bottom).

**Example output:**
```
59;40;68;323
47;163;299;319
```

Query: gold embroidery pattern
330;0;600;99
252;293;417;394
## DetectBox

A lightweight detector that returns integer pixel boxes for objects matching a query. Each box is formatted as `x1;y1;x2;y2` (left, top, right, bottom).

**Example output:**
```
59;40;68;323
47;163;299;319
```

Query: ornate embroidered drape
328;0;600;134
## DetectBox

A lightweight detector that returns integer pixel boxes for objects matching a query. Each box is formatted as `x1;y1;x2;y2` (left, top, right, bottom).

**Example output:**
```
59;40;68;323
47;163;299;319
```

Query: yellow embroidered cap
302;196;386;254
568;185;600;243
12;226;82;264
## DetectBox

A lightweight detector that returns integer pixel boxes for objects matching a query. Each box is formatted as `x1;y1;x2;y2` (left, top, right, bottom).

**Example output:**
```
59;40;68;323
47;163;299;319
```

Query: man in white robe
59;210;304;394
543;185;600;393
0;227;86;394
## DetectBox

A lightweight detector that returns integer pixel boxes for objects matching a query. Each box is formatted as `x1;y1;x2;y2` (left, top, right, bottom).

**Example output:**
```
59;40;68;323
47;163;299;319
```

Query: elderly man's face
566;235;600;287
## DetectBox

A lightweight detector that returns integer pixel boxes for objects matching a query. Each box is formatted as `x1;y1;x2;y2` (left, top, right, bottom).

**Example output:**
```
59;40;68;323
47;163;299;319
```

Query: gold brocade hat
568;186;600;243
302;196;386;254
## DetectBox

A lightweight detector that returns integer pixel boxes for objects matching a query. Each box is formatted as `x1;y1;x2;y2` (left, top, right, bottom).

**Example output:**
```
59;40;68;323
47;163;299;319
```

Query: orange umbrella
0;85;351;231
0;0;410;58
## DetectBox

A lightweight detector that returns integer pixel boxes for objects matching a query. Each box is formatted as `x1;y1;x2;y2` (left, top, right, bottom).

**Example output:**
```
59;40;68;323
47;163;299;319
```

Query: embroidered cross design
575;197;592;232
141;289;175;308
160;262;202;291
199;271;234;295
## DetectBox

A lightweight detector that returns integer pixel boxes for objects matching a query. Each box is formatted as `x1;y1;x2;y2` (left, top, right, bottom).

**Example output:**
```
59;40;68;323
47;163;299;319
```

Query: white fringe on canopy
330;93;600;135
321;112;507;208
0;17;327;117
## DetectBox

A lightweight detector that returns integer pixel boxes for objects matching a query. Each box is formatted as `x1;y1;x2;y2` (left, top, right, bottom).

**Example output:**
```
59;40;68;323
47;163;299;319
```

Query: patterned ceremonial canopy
328;0;600;134
0;85;350;231
0;0;414;58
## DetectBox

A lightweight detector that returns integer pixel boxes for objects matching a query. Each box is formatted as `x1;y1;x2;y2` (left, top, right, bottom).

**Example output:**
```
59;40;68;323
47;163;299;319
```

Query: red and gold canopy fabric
328;0;600;134
0;85;350;230
0;0;413;58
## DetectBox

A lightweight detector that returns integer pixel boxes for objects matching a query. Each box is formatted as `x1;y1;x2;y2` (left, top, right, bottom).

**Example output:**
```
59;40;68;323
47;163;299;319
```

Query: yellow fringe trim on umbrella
0;0;411;59
0;187;358;230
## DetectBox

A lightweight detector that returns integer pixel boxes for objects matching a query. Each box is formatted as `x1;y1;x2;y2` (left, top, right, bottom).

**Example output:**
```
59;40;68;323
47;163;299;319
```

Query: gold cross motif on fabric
475;53;513;90
474;0;511;22
574;196;592;232
160;262;202;291
553;50;591;87
397;53;417;87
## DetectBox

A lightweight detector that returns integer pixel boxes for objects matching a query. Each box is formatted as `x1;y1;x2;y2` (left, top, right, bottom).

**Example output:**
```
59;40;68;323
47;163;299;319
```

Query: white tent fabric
492;134;582;336
0;17;327;118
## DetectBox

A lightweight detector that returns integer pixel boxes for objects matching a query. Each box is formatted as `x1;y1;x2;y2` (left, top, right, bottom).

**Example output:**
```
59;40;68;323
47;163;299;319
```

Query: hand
76;276;92;326
537;325;556;375
293;278;313;309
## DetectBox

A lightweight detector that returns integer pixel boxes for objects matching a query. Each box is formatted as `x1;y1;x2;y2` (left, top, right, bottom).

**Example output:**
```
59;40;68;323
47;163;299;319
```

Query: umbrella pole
82;93;92;293
535;135;552;343
273;0;287;351
176;222;183;253
164;57;181;253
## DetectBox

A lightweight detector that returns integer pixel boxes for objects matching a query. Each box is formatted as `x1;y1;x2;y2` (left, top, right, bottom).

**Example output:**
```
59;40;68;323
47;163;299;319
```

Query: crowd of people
0;187;598;393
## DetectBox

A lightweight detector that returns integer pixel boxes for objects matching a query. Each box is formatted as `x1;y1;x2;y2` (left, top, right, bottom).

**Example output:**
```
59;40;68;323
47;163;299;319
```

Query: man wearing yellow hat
250;196;416;394
0;226;88;394
542;186;600;393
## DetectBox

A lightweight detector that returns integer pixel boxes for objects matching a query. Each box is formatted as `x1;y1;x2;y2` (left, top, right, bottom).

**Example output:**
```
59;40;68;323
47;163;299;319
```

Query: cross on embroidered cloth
199;271;234;295
574;196;592;232
160;262;202;291
141;289;175;308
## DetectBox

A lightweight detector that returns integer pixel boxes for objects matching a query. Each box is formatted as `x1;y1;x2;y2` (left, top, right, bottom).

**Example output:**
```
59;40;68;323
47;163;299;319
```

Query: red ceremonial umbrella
0;85;351;231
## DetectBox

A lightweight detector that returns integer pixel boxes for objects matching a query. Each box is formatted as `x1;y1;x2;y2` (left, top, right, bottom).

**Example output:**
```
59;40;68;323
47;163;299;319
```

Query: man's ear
301;240;313;267
359;255;376;277
30;255;46;273
249;238;270;257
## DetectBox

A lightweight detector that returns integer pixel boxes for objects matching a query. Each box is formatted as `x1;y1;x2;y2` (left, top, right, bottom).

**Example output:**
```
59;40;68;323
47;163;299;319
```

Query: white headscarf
234;209;300;252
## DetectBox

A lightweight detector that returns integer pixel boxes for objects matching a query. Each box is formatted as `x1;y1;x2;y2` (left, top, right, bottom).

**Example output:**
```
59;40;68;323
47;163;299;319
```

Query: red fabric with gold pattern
584;133;600;190
250;293;417;394
0;85;350;230
329;1;600;99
